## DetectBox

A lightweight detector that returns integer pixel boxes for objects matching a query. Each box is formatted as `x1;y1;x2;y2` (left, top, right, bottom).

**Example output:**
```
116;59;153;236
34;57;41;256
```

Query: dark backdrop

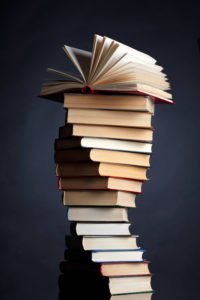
1;1;200;299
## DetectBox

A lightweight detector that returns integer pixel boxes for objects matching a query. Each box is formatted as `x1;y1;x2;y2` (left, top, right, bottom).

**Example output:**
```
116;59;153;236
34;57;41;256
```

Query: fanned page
40;34;173;103
62;46;92;82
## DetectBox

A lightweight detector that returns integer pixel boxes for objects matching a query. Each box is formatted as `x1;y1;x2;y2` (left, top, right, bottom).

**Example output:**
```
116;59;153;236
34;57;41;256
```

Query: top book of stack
40;34;172;103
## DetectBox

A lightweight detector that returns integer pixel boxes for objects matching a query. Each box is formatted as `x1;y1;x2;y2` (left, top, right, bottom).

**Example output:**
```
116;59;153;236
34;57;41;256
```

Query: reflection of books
40;34;172;103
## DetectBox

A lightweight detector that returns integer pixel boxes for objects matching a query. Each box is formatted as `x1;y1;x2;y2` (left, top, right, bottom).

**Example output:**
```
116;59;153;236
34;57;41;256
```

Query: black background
1;1;200;299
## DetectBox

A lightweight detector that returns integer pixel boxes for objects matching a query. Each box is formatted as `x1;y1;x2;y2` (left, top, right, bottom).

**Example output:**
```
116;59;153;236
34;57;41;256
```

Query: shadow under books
58;233;110;300
58;233;156;300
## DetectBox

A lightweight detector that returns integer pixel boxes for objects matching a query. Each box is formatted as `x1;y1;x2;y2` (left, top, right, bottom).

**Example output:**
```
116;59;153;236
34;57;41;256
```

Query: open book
40;34;172;103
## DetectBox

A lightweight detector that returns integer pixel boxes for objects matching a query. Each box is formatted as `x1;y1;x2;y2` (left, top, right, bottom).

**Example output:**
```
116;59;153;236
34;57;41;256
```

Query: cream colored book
67;207;129;222
90;149;150;166
109;275;152;295
63;190;136;207
82;236;139;250
72;124;153;142
40;34;172;103
92;250;145;263
67;108;152;128
64;94;155;113
76;223;131;236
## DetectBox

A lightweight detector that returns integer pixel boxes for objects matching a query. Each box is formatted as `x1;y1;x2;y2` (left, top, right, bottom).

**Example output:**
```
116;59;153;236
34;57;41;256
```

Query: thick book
56;162;148;180
55;148;150;166
63;190;136;207
59;176;143;193
40;34;172;103
76;223;132;236
90;149;150;166
92;250;145;263
67;108;152;128
67;207;129;222
82;236;139;250
73;124;153;142
101;262;151;277
64;94;155;113
109;275;152;295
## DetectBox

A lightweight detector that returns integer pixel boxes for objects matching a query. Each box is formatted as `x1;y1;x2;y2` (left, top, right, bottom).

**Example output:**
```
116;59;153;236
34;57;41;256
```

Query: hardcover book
59;176;143;193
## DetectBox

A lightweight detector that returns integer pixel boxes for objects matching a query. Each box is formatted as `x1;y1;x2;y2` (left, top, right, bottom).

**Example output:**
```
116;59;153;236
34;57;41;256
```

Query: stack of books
40;34;173;299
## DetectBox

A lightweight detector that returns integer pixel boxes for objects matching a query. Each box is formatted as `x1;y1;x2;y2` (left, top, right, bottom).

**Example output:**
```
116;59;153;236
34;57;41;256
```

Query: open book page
93;36;159;80
47;68;84;83
90;37;121;83
92;59;168;89
89;35;116;83
90;45;125;84
91;54;164;85
112;52;163;71
41;81;83;95
93;71;170;90
93;83;172;101
106;36;157;65
100;61;166;79
63;45;92;82
89;36;164;85
88;34;104;82
91;42;121;83
94;64;167;84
